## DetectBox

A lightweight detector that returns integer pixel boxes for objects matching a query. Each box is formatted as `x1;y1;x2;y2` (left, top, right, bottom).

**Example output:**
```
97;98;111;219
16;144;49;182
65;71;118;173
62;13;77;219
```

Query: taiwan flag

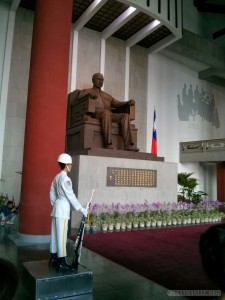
151;109;157;155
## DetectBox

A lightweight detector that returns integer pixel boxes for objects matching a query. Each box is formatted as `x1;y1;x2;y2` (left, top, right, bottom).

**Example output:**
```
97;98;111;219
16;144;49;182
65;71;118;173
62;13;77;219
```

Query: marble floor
0;223;188;300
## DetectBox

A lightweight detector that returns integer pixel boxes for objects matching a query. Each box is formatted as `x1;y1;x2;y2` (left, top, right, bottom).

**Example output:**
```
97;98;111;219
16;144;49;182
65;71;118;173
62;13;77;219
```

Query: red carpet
82;224;218;294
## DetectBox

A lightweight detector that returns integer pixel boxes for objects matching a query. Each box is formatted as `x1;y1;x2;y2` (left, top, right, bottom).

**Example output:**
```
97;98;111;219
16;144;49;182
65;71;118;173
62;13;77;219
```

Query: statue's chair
66;90;138;152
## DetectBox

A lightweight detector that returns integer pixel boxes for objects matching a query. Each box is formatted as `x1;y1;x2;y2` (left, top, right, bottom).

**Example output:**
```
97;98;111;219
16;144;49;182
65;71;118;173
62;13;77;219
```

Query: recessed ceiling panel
84;0;129;32
113;12;155;41
137;25;171;48
72;0;94;23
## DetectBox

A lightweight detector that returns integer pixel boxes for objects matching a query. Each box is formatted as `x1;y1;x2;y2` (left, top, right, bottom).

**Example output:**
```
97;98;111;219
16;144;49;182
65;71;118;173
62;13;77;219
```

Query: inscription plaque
107;167;157;187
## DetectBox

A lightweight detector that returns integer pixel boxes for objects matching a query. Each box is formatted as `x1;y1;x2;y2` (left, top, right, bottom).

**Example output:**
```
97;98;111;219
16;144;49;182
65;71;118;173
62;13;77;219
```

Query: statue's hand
129;99;135;106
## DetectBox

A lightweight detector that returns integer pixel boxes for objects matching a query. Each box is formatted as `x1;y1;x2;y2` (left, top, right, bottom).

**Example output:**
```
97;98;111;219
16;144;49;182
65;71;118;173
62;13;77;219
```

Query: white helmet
57;153;72;164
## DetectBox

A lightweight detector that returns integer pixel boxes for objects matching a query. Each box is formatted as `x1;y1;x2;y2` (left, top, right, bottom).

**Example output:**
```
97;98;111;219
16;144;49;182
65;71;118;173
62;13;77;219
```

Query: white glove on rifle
80;207;88;217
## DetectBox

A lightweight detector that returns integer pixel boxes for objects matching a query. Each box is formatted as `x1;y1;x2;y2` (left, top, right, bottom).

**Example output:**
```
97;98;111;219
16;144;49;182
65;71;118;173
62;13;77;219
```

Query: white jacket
50;171;82;219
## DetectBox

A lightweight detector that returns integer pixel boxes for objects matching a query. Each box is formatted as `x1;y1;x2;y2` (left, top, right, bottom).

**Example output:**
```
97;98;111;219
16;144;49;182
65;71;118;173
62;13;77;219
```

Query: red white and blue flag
151;108;157;155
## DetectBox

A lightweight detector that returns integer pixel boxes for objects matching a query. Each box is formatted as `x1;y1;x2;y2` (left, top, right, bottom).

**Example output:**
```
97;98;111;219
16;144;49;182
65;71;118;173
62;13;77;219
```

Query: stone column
18;0;73;235
217;164;225;202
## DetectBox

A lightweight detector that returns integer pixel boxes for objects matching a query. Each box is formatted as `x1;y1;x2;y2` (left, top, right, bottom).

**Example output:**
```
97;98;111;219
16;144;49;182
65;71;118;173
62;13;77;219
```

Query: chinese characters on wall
107;167;157;187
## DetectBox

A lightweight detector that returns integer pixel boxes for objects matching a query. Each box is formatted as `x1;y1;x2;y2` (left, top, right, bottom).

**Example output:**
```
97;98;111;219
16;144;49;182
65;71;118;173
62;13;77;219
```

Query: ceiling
194;0;225;40
19;0;172;49
194;0;225;14
169;0;225;86
19;0;225;87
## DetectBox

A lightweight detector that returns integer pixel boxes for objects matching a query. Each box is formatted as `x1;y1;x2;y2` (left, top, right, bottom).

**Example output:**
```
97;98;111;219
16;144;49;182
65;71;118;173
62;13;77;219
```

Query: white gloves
80;207;88;217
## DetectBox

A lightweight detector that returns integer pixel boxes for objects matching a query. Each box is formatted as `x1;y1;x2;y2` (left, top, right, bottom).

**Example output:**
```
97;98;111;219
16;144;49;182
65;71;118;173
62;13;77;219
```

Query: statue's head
92;73;104;88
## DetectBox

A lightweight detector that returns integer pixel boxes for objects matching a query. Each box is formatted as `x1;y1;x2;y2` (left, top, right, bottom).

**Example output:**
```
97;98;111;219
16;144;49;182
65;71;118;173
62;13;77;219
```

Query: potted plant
154;214;162;227
176;213;182;225
138;212;146;228
150;216;157;227
131;213;139;229
197;210;205;223
210;212;217;223
193;211;201;224
167;215;172;226
204;211;209;223
219;212;225;222
105;213;115;231
84;219;91;231
119;213;127;230
178;172;207;204
162;210;170;226
171;213;178;226
185;212;192;224
101;220;108;232
145;214;151;228
208;212;213;223
181;215;187;225
108;222;114;231
114;215;122;231
90;215;102;231
125;212;133;230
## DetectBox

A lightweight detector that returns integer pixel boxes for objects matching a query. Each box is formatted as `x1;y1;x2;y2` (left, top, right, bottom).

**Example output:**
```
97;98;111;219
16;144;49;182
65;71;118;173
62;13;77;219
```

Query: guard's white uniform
50;171;83;257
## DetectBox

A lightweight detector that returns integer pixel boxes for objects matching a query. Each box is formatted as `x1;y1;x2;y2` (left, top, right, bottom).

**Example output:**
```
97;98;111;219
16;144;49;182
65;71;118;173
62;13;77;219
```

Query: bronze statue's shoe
105;144;114;149
125;146;139;152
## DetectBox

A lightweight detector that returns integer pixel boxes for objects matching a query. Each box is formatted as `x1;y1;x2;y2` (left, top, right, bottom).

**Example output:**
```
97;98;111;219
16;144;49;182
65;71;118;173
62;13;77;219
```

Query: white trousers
50;217;68;257
0;212;16;223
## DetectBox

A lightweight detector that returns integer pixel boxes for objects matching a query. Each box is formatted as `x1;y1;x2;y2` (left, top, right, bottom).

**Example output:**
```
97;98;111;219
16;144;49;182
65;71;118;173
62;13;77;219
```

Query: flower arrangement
87;200;225;232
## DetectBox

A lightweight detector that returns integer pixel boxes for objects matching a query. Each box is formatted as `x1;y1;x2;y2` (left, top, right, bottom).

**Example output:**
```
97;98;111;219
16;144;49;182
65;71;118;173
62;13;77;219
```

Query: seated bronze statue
66;73;139;152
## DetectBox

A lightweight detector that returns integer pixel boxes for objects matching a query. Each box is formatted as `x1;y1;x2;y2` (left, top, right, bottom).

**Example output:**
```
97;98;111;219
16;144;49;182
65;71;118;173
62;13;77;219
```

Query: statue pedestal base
22;260;93;299
70;149;177;229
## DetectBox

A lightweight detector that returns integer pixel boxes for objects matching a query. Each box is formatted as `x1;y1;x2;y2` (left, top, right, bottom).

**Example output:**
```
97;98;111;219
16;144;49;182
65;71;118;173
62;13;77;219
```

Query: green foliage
0;194;6;207
178;172;207;204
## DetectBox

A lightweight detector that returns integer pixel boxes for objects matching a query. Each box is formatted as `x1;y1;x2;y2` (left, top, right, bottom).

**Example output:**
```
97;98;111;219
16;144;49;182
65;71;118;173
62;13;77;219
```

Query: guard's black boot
58;257;70;271
48;253;58;266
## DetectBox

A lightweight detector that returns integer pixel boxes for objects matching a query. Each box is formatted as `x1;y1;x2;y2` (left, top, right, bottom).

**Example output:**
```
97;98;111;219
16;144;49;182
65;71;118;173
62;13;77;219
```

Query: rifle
71;189;94;270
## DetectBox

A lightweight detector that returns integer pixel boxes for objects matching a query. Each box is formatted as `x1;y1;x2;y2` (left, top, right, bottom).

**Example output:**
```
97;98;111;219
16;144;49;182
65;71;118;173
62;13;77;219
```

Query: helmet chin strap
66;165;71;172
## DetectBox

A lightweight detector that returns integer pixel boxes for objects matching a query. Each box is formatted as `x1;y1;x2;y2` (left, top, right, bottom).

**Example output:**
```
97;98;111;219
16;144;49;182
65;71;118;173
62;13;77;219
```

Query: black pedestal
22;260;93;299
